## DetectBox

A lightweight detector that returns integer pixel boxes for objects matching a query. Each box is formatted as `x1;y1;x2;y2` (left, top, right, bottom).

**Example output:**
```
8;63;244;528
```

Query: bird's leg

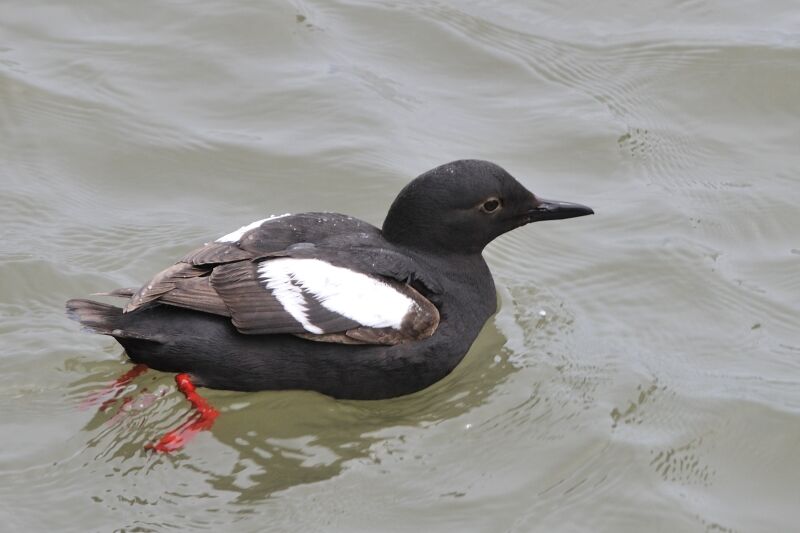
80;363;149;411
146;373;219;453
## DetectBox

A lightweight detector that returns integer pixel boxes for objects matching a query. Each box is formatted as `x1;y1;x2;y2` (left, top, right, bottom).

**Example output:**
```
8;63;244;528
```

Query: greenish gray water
1;1;799;531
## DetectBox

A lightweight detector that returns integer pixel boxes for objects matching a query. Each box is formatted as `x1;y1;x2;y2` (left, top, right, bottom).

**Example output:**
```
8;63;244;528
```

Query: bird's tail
66;299;124;335
66;298;166;344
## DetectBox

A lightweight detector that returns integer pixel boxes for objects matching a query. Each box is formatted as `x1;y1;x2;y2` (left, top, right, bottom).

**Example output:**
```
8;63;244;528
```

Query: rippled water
2;1;799;531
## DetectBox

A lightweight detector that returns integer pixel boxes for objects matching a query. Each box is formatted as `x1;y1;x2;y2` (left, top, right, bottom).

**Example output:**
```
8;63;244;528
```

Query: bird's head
382;159;594;254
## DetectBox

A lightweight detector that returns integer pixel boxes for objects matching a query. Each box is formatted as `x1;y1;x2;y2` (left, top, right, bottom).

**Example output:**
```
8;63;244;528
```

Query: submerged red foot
146;373;219;453
80;363;149;411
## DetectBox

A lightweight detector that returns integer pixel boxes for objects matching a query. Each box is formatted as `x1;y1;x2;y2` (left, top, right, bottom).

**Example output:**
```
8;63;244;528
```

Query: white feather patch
215;213;291;243
257;258;414;333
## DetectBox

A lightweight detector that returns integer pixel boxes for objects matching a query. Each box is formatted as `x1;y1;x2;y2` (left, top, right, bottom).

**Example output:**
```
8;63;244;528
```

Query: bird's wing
209;245;440;345
118;215;439;345
125;213;380;312
182;212;380;266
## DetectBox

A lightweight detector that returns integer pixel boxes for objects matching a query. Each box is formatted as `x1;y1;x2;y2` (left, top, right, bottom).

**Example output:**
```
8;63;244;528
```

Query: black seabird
67;159;593;451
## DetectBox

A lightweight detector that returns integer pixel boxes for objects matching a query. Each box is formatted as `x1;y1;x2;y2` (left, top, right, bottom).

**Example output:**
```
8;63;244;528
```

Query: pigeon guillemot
67;159;593;451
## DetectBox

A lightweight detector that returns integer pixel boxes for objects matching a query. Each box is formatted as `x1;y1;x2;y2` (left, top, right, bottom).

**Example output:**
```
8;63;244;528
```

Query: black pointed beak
527;198;594;222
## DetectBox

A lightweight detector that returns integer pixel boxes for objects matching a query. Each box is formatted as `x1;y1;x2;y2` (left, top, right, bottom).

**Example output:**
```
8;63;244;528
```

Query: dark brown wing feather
156;276;231;316
93;287;137;297
181;242;254;266
125;263;208;313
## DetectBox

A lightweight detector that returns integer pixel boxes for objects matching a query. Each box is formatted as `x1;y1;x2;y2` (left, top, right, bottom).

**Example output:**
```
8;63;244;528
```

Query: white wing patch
257;258;415;333
215;213;291;243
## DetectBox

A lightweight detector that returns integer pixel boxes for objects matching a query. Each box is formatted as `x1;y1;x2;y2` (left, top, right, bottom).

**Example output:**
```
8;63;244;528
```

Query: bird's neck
409;250;497;318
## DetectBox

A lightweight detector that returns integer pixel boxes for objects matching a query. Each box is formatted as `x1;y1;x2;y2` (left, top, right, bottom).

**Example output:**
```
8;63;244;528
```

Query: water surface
1;1;799;531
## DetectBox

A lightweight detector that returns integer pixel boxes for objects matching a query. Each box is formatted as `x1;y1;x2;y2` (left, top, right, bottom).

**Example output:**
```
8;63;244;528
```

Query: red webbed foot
146;373;219;453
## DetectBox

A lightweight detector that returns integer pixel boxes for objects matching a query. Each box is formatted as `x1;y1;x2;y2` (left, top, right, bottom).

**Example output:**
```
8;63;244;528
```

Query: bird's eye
480;198;501;213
